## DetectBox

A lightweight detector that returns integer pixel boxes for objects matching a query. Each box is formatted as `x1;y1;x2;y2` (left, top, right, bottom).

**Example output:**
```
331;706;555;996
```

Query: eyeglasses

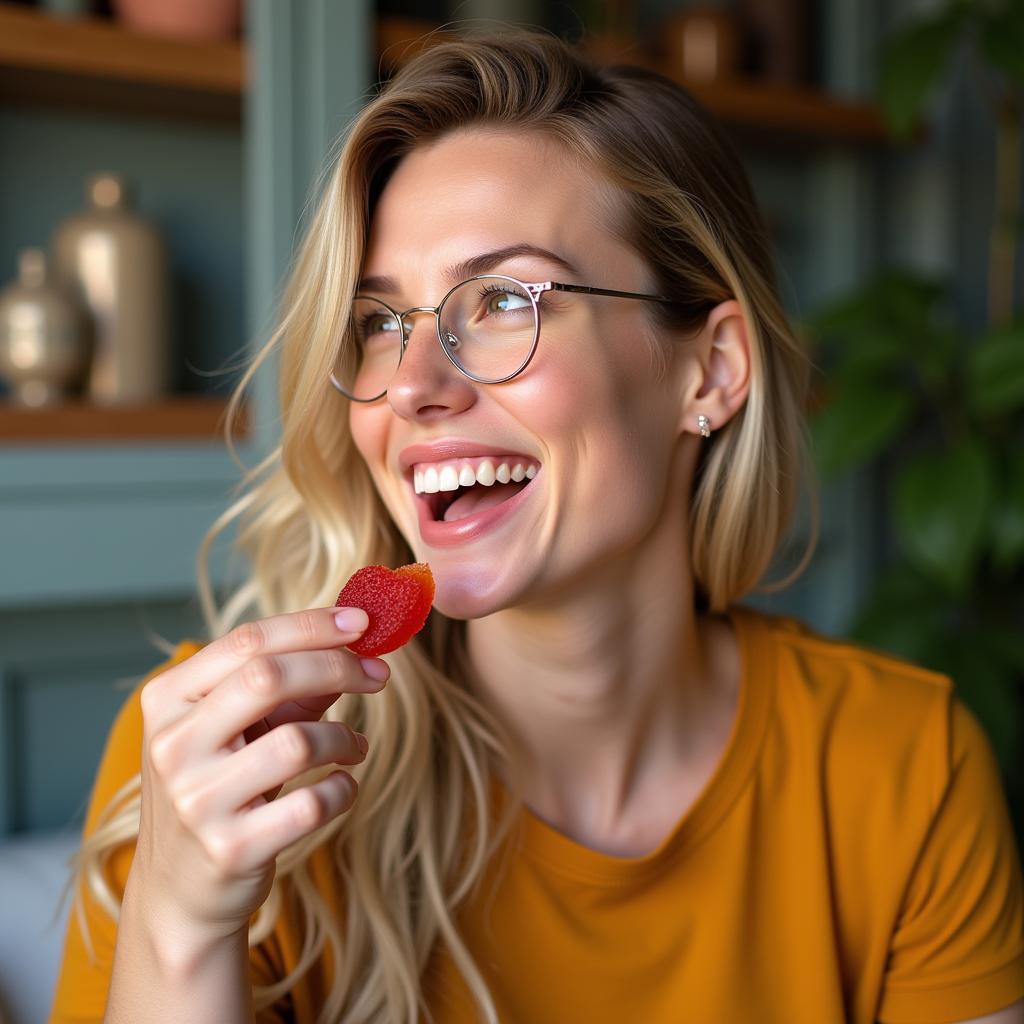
328;274;677;402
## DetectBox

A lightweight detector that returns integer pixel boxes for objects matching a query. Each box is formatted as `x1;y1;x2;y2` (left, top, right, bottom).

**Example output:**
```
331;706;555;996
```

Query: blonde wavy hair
72;28;819;1024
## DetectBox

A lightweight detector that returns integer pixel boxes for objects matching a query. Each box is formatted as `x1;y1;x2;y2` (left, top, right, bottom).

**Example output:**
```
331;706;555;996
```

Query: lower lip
415;474;539;548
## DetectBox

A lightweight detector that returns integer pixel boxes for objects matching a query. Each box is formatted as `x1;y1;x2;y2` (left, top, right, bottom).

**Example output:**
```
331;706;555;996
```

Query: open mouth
409;460;540;524
426;476;532;523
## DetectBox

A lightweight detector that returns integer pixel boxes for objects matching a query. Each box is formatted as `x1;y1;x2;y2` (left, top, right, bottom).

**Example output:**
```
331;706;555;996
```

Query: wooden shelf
0;2;244;121
0;395;249;443
377;17;903;147
0;7;899;141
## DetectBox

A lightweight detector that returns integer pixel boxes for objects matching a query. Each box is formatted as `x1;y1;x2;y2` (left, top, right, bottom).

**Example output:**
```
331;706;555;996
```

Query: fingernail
335;608;369;633
360;657;390;683
355;732;369;754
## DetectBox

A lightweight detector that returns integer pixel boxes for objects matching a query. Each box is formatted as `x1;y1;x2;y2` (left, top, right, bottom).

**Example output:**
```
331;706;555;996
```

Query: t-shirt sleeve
48;639;287;1023
876;694;1024;1022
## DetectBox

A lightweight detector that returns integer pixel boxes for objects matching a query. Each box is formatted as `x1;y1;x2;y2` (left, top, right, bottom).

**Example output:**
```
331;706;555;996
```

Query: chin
430;565;520;621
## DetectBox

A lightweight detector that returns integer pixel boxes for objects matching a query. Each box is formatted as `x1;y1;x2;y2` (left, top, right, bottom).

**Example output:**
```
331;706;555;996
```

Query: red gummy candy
335;563;435;657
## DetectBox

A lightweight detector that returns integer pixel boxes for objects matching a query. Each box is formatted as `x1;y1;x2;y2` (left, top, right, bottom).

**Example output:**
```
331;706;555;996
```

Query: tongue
442;480;528;523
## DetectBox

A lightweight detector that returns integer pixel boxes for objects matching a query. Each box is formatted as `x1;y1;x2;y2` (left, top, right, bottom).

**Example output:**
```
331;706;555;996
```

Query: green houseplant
802;0;1024;836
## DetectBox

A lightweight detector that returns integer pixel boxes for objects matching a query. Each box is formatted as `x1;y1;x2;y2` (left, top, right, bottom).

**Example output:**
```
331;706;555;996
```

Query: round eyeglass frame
327;270;679;401
328;273;543;403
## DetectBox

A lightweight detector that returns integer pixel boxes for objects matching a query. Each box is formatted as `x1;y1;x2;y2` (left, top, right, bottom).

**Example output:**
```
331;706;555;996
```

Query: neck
464;497;730;838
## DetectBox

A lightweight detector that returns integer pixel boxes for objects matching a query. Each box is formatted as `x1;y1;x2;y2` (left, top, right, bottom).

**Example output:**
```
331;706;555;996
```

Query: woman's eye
484;291;530;314
365;315;398;337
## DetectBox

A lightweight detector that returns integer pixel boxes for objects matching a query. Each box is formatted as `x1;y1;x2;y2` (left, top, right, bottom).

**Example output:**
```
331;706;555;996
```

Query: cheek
346;405;402;515
558;333;677;515
347;404;386;466
532;354;661;501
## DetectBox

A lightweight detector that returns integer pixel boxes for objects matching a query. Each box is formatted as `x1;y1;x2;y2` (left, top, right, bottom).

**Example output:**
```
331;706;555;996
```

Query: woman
51;30;1023;1024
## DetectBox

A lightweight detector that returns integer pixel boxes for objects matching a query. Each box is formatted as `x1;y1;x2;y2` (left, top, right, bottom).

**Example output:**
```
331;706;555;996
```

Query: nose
386;308;476;421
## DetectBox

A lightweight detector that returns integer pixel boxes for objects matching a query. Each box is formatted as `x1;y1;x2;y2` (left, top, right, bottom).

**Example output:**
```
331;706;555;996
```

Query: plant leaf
876;270;948;339
918;326;961;393
810;377;916;477
879;7;967;139
966;325;1024;418
838;329;911;376
804;270;953;384
931;634;1022;773
809;270;946;336
894;438;995;595
975;619;1024;676
992;446;1024;572
978;2;1024;84
848;563;951;663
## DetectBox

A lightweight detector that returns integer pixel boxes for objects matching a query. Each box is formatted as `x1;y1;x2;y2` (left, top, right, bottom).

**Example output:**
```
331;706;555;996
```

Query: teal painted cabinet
0;0;369;837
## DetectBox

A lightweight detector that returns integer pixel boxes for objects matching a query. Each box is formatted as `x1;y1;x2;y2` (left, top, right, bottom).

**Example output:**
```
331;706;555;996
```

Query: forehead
363;129;621;274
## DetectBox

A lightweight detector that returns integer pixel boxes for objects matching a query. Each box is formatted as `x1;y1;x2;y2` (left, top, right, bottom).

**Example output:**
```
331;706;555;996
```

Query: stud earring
697;414;712;438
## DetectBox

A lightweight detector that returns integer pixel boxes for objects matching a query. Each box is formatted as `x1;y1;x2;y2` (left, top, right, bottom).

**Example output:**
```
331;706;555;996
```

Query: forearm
104;877;255;1024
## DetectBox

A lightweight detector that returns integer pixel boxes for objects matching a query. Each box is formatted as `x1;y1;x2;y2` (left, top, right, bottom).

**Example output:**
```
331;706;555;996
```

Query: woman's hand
131;606;387;941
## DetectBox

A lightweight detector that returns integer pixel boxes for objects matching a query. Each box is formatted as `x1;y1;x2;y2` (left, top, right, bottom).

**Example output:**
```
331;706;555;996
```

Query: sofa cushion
0;829;81;1024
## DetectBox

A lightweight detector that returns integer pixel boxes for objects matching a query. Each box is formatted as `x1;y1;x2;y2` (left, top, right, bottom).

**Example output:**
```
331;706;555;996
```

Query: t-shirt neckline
494;603;774;886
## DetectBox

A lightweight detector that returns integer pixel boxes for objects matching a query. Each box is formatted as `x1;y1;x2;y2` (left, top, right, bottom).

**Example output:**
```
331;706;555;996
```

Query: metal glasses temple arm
525;281;677;304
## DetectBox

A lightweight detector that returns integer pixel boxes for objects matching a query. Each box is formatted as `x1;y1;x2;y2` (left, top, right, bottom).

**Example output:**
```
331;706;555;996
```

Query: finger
175;721;367;819
183;647;384;755
261;657;389;732
158;607;371;704
221;772;358;872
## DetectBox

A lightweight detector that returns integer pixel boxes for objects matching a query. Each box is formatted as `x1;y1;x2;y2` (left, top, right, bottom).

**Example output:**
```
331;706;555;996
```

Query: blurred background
0;0;1020;1019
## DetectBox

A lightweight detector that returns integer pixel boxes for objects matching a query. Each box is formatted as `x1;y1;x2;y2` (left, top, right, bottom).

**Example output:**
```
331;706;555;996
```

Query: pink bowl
111;0;243;41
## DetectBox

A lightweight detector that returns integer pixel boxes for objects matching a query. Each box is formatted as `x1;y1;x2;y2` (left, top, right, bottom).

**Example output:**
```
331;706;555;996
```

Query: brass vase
0;248;91;407
51;173;172;405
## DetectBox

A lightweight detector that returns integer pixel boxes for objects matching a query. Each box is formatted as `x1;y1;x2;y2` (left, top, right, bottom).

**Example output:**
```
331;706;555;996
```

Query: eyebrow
357;243;581;296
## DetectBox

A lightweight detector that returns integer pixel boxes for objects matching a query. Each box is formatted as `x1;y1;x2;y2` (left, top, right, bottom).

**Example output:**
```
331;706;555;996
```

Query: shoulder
739;608;1023;987
751;604;954;704
748;604;955;733
739;605;975;832
741;606;1011;864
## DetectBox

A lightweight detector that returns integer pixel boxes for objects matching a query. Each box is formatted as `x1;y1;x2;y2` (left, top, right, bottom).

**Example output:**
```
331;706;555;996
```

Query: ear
678;298;751;438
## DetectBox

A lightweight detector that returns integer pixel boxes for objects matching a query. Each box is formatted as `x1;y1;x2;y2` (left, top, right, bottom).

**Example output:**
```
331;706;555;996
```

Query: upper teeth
414;458;539;494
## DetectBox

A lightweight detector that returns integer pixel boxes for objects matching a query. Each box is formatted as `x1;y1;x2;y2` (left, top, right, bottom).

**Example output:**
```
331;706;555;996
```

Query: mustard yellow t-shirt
51;604;1024;1023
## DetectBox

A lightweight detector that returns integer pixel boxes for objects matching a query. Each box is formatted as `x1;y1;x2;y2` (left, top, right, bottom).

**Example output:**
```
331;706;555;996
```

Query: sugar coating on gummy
335;563;435;657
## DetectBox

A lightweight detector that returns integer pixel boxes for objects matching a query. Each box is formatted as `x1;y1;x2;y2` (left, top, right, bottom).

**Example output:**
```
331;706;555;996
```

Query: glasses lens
334;298;403;401
439;276;538;383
